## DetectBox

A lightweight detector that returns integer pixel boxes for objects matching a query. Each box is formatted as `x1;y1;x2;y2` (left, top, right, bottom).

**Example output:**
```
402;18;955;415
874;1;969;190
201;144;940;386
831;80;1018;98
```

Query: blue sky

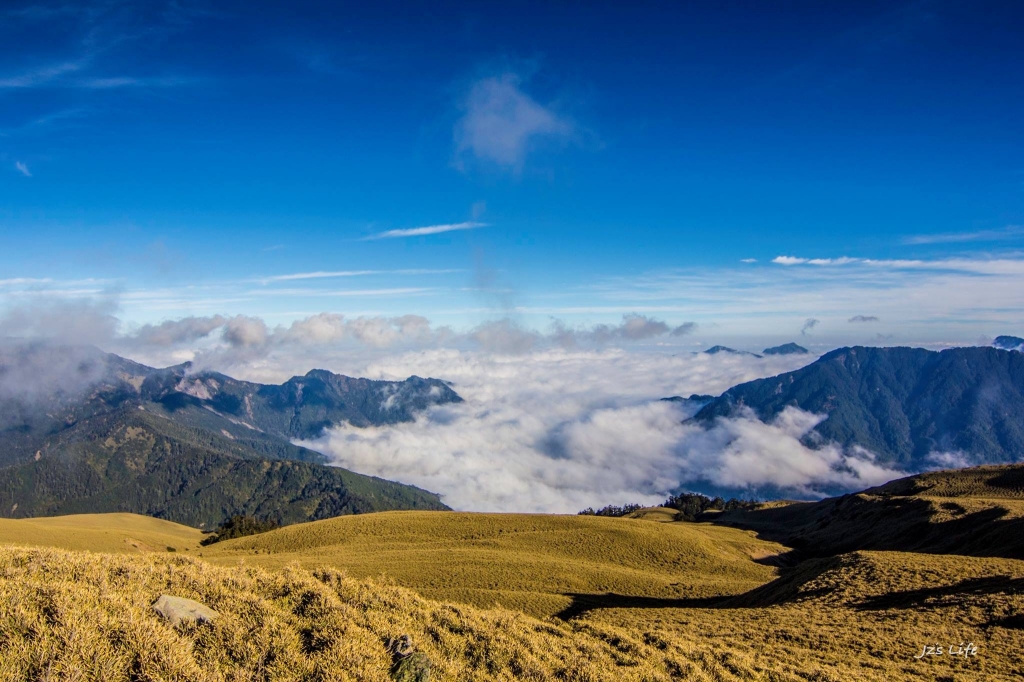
2;0;1023;349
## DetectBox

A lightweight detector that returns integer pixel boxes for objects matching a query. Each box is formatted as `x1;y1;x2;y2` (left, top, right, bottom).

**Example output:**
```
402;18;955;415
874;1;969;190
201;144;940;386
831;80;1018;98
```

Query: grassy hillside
0;513;205;553
865;462;1024;499
199;511;784;618
0;546;684;682
716;464;1024;560
2;525;1021;679
3;465;1024;679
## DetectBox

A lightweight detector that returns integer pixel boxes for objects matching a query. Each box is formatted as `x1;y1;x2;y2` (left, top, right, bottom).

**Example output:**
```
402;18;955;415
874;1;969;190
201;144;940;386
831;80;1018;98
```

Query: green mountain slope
0;344;456;527
695;345;1024;467
0;406;447;528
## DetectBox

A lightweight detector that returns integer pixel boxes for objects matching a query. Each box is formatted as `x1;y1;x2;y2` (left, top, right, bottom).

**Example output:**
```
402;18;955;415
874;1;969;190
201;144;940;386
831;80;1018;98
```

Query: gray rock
152;595;218;626
386;634;431;682
392;652;432;682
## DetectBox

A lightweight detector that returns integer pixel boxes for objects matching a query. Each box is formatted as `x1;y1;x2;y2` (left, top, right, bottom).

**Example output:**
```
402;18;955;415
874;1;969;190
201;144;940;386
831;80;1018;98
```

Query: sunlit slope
201;511;785;618
581;549;1024;682
3;540;1021;679
0;513;204;553
865;462;1024;499
0;546;685;682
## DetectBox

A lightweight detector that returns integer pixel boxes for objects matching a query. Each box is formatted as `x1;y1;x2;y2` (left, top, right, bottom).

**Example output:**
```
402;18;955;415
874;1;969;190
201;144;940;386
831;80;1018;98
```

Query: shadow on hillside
713;494;1024;561
853;576;1024;611
555;557;843;620
554;593;727;620
988;468;1024;492
555;557;1024;621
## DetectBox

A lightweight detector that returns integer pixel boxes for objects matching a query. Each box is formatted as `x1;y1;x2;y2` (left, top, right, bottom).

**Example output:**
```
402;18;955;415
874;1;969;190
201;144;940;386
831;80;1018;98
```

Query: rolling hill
714;463;1024;560
695;345;1024;467
2;464;1023;680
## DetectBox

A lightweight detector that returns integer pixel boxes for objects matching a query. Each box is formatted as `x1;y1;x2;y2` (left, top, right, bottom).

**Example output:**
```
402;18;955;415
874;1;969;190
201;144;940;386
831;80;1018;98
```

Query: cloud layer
299;348;902;512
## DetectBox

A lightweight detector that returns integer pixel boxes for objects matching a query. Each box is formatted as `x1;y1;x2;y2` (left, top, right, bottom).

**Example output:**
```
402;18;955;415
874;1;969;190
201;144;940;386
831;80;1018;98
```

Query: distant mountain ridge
702;345;762;358
993;335;1024;351
695;345;1024;468
0;345;458;526
762;343;808;356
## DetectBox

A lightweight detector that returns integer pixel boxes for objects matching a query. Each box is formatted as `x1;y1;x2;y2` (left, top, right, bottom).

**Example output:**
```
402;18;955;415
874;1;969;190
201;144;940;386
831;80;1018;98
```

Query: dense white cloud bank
0;300;911;511
299;348;904;512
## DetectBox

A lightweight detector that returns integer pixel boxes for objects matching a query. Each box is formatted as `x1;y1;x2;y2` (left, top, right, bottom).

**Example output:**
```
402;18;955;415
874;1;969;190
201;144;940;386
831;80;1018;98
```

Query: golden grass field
1;465;1023;681
199;511;785;619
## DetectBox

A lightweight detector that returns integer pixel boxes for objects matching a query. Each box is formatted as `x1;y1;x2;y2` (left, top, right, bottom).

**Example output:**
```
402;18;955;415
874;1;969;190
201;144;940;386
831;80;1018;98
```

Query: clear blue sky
2;0;1023;347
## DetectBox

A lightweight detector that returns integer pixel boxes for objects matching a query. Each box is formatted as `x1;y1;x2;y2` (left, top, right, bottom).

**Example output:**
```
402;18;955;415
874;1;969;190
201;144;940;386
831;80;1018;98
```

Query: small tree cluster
578;493;758;520
577;503;645;518
200;515;280;545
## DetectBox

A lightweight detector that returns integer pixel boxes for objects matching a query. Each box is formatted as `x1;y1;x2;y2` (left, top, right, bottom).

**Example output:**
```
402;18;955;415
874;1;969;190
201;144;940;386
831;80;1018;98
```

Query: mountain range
695;345;1024;468
0;344;460;527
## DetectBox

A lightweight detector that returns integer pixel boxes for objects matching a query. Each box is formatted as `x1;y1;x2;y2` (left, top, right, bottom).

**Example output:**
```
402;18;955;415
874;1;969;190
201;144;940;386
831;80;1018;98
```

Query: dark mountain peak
695;345;1024;468
762;342;808;356
703;345;762;358
661;394;716;403
994;335;1024;351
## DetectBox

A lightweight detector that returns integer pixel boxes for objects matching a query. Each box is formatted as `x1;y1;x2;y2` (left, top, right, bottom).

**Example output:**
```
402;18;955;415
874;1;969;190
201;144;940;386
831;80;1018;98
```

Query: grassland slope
0;513;205;553
715;464;1024;559
201;511;785;618
0;546;686;682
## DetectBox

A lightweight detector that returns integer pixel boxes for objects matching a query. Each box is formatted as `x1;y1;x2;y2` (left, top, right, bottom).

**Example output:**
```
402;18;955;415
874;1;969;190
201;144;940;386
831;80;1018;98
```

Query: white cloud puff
454;73;574;171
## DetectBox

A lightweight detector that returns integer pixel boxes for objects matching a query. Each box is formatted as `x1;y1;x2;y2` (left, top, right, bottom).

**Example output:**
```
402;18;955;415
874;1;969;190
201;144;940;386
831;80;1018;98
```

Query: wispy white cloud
245;287;435;297
773;256;859;266
361;221;487;240
257;268;463;283
14;161;31;177
0;60;85;88
453;73;576;171
259;270;381;283
0;61;189;90
902;225;1024;245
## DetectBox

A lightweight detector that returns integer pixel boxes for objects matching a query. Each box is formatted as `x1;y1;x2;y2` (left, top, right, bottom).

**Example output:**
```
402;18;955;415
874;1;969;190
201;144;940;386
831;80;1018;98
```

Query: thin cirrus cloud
14;161;31;177
243;287;435;297
361;221;487;240
257;269;463;283
0;60;191;90
0;60;84;88
902;225;1024;245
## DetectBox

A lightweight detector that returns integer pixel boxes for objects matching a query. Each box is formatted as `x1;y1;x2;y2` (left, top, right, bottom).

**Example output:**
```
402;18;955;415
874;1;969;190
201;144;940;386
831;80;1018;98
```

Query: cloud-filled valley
296;348;904;512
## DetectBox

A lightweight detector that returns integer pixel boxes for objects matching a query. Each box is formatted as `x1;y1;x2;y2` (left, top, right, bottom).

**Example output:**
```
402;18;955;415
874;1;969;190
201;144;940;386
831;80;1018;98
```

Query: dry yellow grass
1;542;1021;681
199;511;784;618
1;489;1023;681
0;513;205;554
0;545;688;681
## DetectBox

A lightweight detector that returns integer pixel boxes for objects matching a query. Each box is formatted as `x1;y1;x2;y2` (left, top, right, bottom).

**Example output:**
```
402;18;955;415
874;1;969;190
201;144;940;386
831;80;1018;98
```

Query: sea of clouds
297;347;905;512
0;300;909;512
